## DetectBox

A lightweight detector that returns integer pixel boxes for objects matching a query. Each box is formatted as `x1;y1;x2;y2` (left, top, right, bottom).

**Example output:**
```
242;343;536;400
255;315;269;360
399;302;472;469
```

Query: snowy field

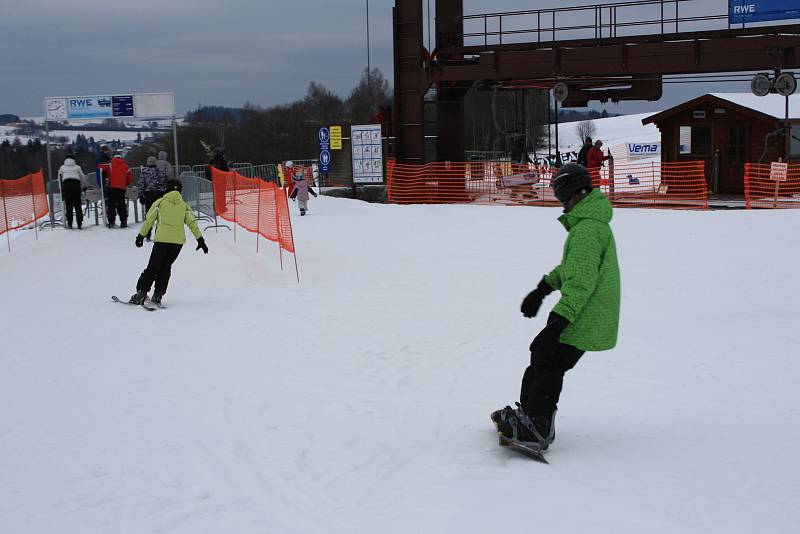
1;197;799;533
553;112;661;164
0;125;160;145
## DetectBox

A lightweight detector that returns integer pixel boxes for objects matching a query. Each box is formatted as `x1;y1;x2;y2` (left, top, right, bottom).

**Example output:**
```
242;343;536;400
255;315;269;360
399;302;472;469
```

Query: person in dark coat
138;156;168;240
209;148;230;172
576;137;592;167
94;145;112;189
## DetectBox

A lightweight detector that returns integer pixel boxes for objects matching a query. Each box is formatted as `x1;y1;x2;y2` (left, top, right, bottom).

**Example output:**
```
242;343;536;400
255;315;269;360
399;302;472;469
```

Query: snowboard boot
128;290;147;305
150;292;164;306
300;209;306;216
499;409;557;451
491;403;522;429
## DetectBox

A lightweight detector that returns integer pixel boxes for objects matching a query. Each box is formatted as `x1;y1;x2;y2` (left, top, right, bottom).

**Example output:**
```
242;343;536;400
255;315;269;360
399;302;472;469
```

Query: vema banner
730;0;800;24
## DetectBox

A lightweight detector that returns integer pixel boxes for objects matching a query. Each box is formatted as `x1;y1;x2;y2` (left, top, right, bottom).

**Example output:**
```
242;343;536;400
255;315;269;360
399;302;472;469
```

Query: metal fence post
256;172;262;254
31;174;39;241
233;171;237;243
1;180;10;253
45;121;55;226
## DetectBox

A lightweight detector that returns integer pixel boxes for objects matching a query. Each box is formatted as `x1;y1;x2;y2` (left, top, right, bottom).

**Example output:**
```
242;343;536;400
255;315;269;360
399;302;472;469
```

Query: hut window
679;126;711;155
791;125;800;156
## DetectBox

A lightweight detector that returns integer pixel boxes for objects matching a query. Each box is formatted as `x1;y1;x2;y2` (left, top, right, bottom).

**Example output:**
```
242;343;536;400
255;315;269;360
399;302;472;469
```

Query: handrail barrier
210;166;299;280
456;0;765;51
745;163;800;208
387;159;707;209
0;170;49;252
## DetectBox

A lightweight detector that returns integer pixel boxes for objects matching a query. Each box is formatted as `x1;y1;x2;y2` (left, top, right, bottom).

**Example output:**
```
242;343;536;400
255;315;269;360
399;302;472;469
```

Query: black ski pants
61;179;83;227
107;188;127;226
142;190;164;239
136;242;183;296
520;342;584;417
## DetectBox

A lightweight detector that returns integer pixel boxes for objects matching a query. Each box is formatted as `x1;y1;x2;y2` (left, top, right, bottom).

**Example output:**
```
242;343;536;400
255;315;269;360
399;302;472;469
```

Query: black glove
529;312;570;355
135;234;144;248
196;237;208;254
520;278;554;318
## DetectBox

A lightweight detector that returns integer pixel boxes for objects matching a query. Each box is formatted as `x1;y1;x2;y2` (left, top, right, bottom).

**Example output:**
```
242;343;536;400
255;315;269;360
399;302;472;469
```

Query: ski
498;434;549;464
111;295;157;311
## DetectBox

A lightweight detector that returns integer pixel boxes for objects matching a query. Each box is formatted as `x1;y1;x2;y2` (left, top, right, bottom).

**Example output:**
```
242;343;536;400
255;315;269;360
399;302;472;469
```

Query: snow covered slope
1;197;798;533
552;112;661;164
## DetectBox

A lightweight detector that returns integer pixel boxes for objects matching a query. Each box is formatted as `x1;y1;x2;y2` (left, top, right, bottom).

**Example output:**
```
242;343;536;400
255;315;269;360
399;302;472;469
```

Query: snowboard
111;295;157;311
498;434;549;464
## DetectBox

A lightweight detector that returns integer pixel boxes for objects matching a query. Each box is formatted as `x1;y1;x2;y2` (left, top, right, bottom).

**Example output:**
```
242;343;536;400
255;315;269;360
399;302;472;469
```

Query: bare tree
575;120;597;145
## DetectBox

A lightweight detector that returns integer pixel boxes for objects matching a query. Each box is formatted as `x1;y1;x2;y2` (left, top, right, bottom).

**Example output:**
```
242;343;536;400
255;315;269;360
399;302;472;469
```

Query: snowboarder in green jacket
493;163;621;452
128;179;208;306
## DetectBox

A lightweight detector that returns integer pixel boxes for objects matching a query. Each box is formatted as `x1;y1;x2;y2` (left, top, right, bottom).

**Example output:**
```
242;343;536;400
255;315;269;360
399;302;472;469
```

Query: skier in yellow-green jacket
128;179;208;306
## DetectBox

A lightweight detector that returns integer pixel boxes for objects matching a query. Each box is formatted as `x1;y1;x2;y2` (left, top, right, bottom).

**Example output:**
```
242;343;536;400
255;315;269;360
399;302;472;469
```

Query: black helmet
551;163;592;205
165;179;182;193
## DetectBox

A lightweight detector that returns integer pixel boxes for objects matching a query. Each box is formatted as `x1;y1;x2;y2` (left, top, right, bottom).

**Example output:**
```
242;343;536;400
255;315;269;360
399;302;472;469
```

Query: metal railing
178;171;230;231
457;0;791;50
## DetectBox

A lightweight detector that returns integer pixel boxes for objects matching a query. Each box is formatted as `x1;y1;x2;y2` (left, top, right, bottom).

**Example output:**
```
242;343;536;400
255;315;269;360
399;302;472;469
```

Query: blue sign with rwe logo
67;95;135;119
730;0;800;24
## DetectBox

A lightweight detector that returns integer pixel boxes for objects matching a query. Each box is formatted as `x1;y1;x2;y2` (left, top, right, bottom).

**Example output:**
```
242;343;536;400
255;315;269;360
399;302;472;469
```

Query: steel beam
428;33;800;83
393;2;426;163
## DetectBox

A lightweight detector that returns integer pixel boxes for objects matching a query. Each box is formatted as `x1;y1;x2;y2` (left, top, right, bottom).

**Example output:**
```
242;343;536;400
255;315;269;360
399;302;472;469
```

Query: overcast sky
1;0;755;118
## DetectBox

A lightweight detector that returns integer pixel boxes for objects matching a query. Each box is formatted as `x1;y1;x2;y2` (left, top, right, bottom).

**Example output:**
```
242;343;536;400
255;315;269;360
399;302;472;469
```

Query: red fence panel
0;171;49;236
210;166;297;254
745;163;800;209
387;160;707;209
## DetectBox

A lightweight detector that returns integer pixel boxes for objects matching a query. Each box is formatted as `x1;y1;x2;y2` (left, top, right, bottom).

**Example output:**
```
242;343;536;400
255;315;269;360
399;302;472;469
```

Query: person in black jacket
209;148;230;172
576;137;592;167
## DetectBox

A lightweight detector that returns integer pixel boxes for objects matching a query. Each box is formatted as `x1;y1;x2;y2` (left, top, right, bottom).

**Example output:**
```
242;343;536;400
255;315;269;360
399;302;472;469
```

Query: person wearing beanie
57;154;87;229
156;150;175;179
128;179;208;306
492;162;621;457
138;155;168;240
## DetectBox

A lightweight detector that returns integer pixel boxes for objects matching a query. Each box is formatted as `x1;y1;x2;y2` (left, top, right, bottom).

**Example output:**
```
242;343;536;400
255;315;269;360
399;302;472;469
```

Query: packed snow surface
1;197;798;533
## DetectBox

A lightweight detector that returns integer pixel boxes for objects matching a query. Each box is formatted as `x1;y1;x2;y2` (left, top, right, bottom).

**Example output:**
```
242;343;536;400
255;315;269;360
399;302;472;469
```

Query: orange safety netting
210;167;296;253
0;170;49;236
386;160;708;209
745;163;800;209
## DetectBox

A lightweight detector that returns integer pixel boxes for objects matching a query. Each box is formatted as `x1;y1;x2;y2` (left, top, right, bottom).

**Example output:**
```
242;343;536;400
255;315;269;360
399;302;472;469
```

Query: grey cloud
1;0;392;116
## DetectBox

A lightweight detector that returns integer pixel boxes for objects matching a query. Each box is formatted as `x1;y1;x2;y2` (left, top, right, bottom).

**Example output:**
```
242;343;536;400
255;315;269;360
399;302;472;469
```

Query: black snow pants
61;179;83;227
107;188;128;226
520;342;584;417
136;242;183;296
142;190;164;239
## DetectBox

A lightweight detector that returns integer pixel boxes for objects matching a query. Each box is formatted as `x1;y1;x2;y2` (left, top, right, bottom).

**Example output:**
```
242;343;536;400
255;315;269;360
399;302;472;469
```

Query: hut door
723;125;748;194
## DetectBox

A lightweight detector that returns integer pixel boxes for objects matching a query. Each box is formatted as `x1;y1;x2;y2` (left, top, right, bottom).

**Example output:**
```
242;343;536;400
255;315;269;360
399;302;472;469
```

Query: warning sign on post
770;161;789;182
330;126;342;150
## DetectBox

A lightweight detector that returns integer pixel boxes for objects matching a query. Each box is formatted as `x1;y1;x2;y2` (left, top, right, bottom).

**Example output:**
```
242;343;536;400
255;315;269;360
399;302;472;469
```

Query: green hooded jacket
544;189;620;351
139;191;203;245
